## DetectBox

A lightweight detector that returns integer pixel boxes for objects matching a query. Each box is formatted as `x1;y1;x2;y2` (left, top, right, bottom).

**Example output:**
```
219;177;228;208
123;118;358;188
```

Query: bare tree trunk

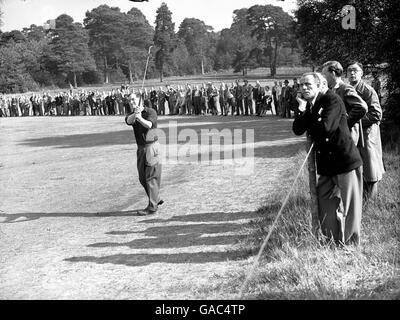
271;39;278;77
201;57;204;75
104;55;109;84
128;61;134;84
160;63;163;82
307;135;320;238
73;72;77;88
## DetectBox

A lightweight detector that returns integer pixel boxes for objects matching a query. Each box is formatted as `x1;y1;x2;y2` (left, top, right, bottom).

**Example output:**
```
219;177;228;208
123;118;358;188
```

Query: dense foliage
0;2;301;93
295;0;400;136
215;6;299;76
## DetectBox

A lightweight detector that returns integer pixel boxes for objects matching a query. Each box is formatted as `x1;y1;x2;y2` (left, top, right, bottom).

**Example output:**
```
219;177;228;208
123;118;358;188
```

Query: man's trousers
137;142;162;212
317;166;363;246
235;98;244;115
244;98;254;115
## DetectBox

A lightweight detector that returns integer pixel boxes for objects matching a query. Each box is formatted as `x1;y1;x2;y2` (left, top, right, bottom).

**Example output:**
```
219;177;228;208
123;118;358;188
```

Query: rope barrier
238;141;315;298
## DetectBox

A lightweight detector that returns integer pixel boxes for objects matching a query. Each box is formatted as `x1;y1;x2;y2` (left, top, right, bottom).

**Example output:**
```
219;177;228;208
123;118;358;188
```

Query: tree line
0;2;300;93
0;0;399;130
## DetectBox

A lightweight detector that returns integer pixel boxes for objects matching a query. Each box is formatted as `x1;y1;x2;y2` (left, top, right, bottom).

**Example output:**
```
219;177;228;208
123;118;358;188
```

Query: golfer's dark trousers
137;142;162;212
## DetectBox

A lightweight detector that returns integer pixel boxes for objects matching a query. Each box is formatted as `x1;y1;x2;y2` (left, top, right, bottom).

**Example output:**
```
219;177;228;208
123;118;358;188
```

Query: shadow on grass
64;250;252;267
139;210;261;224
92;223;246;249
0;209;261;224
18;116;302;160
64;210;261;266
0;210;143;223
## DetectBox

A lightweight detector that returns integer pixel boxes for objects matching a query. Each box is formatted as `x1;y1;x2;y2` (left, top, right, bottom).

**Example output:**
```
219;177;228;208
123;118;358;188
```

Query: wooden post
307;135;320;237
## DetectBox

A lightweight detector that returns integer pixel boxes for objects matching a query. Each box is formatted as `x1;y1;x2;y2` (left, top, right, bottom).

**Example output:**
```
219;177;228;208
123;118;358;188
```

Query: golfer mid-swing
125;94;162;216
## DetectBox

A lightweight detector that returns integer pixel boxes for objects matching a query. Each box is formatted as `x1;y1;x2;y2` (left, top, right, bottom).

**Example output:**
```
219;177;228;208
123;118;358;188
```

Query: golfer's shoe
137;209;157;216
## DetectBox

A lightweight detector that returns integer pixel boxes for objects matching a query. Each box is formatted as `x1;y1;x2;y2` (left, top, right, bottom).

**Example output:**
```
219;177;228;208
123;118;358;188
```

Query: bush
32;70;54;87
109;67;128;83
381;91;400;150
0;73;39;93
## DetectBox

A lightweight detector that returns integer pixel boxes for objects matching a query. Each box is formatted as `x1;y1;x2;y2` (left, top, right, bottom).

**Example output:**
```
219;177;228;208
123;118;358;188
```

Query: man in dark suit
157;87;166;115
149;87;158;113
292;72;363;246
125;94;162;216
290;77;300;114
234;80;244;115
280;79;292;118
242;79;253;116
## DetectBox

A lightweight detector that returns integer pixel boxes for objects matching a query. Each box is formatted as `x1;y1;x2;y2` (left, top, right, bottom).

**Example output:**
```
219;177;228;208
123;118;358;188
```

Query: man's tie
306;101;313;113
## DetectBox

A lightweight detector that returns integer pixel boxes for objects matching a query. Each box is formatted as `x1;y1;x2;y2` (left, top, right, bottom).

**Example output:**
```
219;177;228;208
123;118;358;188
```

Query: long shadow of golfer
90;223;246;249
0;210;141;224
65;251;252;267
0;209;261;225
64;210;262;266
138;210;261;224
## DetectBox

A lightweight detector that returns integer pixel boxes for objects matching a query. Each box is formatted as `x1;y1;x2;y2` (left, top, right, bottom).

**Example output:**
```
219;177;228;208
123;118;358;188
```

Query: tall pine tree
48;14;96;87
153;2;175;82
124;8;154;83
84;5;127;84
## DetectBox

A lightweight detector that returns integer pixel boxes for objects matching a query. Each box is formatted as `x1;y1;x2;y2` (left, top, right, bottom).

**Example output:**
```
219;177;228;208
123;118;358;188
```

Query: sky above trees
1;0;297;33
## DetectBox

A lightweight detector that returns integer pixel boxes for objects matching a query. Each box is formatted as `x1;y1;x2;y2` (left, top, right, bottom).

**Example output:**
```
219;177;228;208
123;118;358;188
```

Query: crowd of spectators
0;79;302;118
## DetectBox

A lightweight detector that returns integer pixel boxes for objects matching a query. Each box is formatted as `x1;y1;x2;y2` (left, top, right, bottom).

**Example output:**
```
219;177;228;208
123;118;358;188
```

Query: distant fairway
0;114;305;299
38;66;312;94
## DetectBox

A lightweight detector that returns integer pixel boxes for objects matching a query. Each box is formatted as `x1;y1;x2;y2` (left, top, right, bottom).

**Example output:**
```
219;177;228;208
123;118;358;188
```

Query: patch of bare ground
0;114;304;299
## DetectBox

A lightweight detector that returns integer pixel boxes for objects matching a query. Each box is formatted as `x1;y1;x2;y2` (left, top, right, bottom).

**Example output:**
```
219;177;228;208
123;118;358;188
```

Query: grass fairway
1;114;398;300
0;114;304;299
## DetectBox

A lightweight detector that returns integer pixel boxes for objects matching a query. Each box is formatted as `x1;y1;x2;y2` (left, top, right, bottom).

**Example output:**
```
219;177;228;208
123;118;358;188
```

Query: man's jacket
292;89;362;176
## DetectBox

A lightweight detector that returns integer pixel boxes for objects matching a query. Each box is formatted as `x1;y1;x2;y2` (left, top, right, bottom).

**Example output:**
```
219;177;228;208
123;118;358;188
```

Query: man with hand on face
293;72;363;246
125;94;163;216
347;61;385;199
280;79;292;118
